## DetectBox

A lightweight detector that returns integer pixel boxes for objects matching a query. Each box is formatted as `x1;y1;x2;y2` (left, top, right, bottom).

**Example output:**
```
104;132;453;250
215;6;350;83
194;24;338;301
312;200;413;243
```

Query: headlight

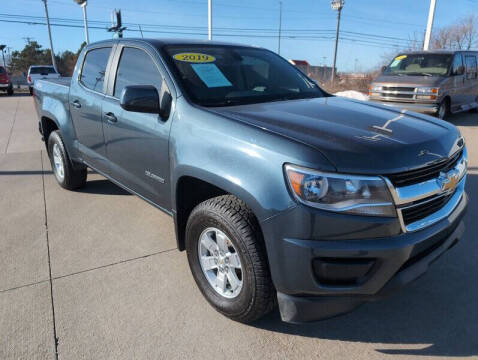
285;164;396;217
416;87;438;94
370;85;382;92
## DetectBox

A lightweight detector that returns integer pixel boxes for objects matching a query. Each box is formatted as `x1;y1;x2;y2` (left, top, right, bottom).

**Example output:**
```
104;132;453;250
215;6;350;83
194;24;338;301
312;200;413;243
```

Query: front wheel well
175;176;232;251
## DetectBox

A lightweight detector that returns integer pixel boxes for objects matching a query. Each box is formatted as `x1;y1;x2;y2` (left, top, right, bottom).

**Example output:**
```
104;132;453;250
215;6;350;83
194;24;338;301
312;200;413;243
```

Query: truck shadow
0;92;31;97
78;179;130;196
253;174;478;357
447;111;478;126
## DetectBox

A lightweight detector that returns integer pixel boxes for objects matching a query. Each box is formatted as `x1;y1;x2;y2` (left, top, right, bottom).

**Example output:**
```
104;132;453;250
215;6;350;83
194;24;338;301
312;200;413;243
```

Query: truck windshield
163;45;323;107
384;54;453;77
30;67;56;75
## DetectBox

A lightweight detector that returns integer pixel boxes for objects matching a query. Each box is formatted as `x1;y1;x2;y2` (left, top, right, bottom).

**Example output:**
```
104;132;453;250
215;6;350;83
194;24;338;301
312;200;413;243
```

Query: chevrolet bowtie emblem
437;169;460;193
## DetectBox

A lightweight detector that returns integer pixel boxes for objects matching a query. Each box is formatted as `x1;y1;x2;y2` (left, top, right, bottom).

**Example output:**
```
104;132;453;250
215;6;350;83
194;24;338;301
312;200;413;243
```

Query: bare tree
431;15;477;50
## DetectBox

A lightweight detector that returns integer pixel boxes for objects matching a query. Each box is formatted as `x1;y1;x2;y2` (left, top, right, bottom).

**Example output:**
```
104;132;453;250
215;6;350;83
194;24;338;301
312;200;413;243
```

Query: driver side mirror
381;65;387;73
120;85;160;113
120;83;172;119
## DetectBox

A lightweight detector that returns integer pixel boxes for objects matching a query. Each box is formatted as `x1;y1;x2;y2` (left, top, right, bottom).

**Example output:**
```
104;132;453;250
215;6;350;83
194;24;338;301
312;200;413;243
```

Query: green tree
9;40;87;76
9;40;51;75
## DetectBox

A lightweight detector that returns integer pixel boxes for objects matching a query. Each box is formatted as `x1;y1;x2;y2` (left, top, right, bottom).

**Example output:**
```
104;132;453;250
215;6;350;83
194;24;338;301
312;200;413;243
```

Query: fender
36;80;80;161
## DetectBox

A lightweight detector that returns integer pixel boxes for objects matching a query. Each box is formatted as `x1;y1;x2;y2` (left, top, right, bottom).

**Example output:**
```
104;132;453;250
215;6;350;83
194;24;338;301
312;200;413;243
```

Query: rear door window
465;56;477;80
80;47;112;93
113;47;163;98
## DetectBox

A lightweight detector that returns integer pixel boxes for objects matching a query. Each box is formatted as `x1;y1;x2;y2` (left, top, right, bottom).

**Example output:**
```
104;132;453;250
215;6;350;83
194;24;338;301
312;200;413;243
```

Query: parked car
27;65;60;95
0;66;13;95
34;39;468;323
370;50;478;119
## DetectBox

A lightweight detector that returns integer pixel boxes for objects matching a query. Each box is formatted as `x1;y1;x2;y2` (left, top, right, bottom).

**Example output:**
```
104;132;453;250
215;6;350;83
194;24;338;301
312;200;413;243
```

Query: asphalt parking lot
1;94;478;360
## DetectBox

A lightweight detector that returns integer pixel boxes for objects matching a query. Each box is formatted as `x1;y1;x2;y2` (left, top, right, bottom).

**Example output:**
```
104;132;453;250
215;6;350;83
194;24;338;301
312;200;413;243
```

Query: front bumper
261;191;467;323
370;99;439;114
0;83;11;90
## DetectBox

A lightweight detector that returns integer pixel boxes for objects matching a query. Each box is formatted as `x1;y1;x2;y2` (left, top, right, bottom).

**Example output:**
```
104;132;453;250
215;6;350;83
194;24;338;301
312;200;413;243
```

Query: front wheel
185;195;275;323
437;99;450;120
47;130;87;190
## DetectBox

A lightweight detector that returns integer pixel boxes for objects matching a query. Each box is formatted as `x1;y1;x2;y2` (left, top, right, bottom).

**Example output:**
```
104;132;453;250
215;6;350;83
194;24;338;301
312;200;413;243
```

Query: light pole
423;0;437;50
74;0;90;44
278;1;282;55
331;0;344;84
41;0;58;73
208;0;212;40
0;45;6;68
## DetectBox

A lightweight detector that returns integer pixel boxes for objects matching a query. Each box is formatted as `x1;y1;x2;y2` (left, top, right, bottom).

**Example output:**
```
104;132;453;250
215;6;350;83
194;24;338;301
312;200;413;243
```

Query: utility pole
331;0;344;84
108;10;126;38
423;0;437;50
138;24;144;38
73;0;90;44
208;0;212;40
41;0;58;73
278;1;283;55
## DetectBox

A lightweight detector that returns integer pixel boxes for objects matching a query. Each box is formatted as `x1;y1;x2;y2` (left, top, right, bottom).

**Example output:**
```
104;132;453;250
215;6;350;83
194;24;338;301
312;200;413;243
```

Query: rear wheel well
175;177;229;251
41;117;58;146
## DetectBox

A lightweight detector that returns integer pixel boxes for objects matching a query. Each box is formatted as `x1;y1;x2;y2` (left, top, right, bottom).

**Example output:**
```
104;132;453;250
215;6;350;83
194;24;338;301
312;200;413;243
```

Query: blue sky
1;0;477;71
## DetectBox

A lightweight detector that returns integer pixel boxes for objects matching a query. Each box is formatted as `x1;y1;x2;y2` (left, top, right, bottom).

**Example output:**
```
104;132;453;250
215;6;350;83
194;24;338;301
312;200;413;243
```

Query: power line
0;13;413;44
0;18;407;51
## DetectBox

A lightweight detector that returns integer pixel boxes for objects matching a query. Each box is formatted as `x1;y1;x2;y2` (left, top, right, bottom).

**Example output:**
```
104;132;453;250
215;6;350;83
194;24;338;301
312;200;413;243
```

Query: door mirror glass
120;85;160;113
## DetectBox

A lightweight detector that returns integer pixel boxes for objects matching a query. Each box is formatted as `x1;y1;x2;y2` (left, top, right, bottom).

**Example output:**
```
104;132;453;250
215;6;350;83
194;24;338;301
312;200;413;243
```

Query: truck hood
209;96;461;174
373;74;445;87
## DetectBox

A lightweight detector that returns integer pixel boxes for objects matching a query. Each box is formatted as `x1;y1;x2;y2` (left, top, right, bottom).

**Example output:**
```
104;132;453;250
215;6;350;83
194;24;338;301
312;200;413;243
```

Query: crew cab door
464;55;478;107
102;44;175;209
69;45;115;174
450;53;466;111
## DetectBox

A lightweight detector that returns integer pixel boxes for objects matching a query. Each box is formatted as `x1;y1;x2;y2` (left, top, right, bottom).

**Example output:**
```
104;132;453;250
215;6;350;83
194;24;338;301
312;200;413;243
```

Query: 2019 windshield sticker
173;53;216;63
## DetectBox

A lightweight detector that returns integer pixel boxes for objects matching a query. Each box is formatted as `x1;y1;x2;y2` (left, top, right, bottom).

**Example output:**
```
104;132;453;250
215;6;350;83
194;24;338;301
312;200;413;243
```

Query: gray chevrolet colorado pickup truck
34;38;468;324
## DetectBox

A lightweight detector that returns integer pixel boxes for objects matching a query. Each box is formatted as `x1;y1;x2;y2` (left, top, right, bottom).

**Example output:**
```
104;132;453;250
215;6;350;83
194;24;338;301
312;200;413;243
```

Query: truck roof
397;50;478;55
87;38;258;50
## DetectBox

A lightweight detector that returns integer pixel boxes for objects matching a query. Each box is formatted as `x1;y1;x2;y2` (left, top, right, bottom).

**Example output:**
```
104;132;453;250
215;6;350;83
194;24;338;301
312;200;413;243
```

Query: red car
0;66;13;96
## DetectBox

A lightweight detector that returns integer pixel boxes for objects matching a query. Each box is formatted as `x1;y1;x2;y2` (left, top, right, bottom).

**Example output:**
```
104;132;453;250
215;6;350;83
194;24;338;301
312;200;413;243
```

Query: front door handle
71;100;81;109
104;112;118;123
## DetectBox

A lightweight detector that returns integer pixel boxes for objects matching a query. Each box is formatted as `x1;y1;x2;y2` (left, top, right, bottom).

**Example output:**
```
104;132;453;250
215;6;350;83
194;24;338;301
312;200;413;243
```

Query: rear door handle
71;100;81;109
104;112;118;123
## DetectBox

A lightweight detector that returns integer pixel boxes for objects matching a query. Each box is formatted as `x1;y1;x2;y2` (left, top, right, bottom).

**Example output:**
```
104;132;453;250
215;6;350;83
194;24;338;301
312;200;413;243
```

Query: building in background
288;59;334;83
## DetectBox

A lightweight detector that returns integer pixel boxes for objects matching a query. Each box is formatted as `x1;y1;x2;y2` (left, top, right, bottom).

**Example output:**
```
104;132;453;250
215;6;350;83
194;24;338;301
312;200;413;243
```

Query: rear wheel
437;98;450;120
47;130;87;190
185;195;275;323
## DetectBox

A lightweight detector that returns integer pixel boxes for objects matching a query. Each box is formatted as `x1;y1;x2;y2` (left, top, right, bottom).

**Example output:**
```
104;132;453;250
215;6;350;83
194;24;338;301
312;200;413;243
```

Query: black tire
437;98;450;120
7;86;13;96
47;130;87;190
185;195;275;323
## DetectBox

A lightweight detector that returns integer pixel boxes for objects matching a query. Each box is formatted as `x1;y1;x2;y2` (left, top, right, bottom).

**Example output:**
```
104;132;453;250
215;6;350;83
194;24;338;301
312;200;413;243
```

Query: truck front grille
379;93;414;99
382;86;416;92
401;193;454;226
386;149;463;187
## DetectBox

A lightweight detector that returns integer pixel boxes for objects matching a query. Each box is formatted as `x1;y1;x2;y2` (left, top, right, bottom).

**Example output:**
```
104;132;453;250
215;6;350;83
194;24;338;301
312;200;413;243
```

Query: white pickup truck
27;65;60;95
